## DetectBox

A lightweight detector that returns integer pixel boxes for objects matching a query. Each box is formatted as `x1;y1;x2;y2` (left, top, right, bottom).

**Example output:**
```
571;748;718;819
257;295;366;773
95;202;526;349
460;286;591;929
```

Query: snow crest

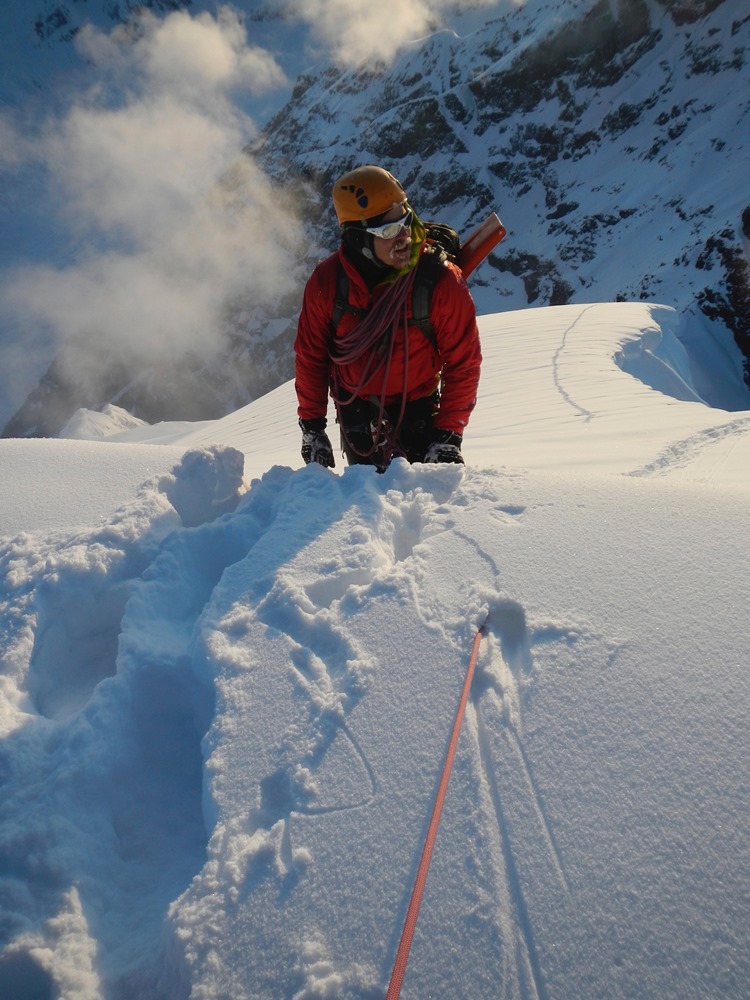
2;302;750;997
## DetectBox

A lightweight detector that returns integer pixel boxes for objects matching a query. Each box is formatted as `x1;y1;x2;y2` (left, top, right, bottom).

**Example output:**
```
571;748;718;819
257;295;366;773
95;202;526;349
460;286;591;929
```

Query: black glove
300;418;335;468
423;429;464;465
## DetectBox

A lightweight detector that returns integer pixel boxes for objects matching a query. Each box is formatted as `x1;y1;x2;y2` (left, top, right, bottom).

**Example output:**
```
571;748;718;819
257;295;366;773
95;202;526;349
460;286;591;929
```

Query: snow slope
1;302;750;999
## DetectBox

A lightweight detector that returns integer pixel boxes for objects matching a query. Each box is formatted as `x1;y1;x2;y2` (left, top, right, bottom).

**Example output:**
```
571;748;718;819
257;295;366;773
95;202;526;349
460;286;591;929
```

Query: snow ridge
3;301;750;996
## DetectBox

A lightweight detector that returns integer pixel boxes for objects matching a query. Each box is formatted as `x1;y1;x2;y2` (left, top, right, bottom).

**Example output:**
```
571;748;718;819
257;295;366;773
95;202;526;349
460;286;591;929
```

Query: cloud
0;6;300;412
0;114;33;168
4;157;296;362
76;8;287;100
44;95;248;249
290;0;502;66
0;1;508;424
294;0;436;65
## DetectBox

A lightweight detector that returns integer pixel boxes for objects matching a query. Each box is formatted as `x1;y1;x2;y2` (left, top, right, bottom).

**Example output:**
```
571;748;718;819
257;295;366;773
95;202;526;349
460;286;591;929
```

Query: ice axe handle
459;212;507;279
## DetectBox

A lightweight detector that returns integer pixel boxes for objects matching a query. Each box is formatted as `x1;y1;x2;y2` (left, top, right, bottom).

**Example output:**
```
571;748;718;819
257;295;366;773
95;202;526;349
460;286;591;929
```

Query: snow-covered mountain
255;0;750;325
2;301;750;998
1;0;749;437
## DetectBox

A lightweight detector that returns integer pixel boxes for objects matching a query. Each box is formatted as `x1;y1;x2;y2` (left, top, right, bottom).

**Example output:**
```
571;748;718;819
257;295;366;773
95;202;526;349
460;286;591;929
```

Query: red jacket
294;246;482;434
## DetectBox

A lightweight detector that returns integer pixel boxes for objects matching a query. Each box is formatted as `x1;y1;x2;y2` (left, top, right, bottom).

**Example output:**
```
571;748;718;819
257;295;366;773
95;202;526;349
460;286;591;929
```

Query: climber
294;164;482;471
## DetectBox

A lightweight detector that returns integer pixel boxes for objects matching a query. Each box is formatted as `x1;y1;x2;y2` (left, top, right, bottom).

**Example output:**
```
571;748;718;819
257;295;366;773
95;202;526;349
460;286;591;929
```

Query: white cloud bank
291;0;504;65
0;0;511;421
0;7;299;398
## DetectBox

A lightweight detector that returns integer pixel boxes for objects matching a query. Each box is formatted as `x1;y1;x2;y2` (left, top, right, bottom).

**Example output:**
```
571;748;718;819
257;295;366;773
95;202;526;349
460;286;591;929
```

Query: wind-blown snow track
627;415;750;478
471;698;549;1000
460;601;576;1000
474;608;571;899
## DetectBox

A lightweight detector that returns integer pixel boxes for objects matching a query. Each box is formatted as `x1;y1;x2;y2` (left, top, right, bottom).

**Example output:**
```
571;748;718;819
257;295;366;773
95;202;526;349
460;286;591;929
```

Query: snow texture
1;302;749;999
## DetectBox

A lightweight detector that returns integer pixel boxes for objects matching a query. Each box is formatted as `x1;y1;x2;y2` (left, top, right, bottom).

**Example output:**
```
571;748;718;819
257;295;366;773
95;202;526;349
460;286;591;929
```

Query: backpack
330;221;461;352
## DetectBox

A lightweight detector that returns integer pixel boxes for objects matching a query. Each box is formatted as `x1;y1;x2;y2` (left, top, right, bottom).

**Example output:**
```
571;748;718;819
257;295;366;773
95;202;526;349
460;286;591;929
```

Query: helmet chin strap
342;224;423;290
342;227;391;272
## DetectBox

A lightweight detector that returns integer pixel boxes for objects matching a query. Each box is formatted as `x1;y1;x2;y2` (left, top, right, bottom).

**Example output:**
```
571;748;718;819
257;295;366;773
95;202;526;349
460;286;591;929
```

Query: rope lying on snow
386;625;486;1000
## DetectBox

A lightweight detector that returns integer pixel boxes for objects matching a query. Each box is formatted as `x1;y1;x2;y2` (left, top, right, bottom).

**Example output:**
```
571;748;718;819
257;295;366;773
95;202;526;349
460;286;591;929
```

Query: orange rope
385;626;485;999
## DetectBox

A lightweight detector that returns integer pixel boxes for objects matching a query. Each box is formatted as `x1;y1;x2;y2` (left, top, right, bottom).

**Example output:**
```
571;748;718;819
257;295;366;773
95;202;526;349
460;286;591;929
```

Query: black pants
338;394;439;470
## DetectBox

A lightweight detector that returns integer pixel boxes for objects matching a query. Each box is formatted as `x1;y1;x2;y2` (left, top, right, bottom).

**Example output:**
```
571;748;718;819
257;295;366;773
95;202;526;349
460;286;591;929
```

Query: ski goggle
364;207;413;240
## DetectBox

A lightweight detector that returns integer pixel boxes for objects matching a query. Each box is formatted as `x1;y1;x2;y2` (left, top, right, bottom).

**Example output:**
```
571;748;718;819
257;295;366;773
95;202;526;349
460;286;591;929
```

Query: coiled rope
330;266;418;462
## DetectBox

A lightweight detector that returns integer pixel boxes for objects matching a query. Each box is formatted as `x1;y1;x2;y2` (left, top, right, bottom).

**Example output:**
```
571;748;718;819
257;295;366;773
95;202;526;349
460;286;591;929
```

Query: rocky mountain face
256;0;748;326
3;0;749;436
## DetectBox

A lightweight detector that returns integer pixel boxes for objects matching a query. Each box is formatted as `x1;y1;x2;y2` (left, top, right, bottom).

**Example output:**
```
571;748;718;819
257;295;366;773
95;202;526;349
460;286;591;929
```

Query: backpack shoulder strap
330;261;368;335
410;248;447;352
330;251;445;353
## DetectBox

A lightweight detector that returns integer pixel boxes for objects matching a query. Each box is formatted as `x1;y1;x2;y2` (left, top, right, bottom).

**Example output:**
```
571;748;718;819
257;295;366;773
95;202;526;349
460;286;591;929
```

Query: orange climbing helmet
332;165;407;225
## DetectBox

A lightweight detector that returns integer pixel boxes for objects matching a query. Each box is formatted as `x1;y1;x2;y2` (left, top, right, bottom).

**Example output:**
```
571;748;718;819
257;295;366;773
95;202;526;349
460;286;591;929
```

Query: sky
0;0;506;426
1;299;749;999
0;6;305;419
